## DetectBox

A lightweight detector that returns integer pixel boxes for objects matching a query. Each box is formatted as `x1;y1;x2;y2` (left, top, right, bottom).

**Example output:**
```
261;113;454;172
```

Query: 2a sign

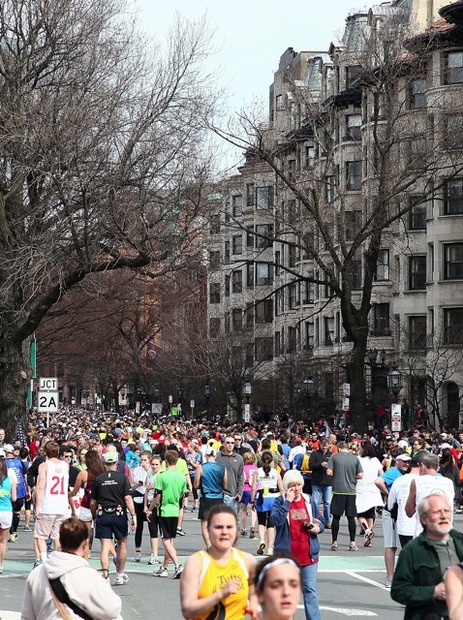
38;391;59;412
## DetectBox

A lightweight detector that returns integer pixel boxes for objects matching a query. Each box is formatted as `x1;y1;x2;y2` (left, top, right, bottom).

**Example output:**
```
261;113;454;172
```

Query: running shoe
114;573;129;585
148;554;160;565
134;551;141;562
176;528;187;536
249;527;256;540
33;559;42;569
23;526;32;532
173;564;184;579
349;542;358;551
240;529;248;536
330;541;338;551
266;547;274;556
153;567;168;578
8;533;18;543
256;542;266;555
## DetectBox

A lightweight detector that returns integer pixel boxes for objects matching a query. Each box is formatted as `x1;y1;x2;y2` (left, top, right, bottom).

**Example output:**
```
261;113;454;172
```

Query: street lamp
243;378;253;403
387;365;403;402
303;376;315;396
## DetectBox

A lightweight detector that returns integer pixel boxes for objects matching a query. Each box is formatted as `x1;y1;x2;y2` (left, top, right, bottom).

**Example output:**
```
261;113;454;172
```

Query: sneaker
249;527;256;540
256;542;266;556
0;563;3;574
33;559;42;569
330;541;338;551
349;542;358;551
191;506;197;512
173;564;184;579
134;551;141;562
384;578;392;589
324;523;332;529
266;547;274;556
148;554;160;565
23;526;32;532
176;528;187;536
114;573;129;585
240;529;248;537
8;533;18;543
363;536;372;548
153;567;168;578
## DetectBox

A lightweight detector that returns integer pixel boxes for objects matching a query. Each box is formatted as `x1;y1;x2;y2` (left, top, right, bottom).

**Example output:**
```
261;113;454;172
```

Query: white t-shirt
413;474;455;536
388;472;419;537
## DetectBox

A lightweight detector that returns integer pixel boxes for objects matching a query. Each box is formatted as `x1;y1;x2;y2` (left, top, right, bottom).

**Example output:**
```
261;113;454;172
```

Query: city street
0;507;448;619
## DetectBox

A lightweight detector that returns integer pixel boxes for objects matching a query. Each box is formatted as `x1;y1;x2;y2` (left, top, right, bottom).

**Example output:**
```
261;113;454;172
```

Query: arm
244;552;258;620
35;462;47;519
10;476;17;503
445;564;463;620
375;476;389;498
180;553;244;619
124;494;137;530
194;465;202;490
69;470;87;498
236;461;244;501
391;542;443;607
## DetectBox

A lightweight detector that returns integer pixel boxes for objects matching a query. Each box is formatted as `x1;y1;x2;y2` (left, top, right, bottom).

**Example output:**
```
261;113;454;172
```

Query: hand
220;580;240;599
146;510;152;522
434;582;446;601
286;487;296;503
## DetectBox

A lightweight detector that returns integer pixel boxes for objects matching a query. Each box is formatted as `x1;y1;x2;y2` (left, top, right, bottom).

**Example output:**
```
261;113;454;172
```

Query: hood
44;550;88;580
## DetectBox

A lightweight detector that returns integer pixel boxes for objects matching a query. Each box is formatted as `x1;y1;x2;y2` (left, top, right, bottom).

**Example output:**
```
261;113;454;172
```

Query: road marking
320;608;377;617
345;570;388;589
0;611;21;619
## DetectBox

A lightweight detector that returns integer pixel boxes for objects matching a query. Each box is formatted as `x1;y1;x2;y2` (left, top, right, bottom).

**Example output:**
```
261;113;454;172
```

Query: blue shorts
241;490;252;505
95;513;128;541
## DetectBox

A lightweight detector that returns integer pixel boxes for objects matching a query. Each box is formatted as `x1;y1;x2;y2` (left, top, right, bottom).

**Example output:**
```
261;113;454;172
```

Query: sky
134;0;368;168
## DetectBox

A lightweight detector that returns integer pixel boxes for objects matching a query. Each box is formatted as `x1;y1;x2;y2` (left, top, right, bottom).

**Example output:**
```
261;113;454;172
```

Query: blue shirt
381;466;404;491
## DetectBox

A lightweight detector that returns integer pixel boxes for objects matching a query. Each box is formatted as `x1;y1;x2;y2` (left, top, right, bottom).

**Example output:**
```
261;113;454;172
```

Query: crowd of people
0;408;463;618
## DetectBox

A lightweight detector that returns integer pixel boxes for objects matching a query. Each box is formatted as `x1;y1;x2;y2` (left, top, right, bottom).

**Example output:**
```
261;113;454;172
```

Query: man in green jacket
391;493;463;619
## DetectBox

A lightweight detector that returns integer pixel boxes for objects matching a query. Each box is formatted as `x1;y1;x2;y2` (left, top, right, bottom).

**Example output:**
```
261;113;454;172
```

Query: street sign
244;403;251;423
342;397;350;412
152;403;162;414
38;391;59;412
391;404;402;432
190;399;195;409
343;383;350;397
38;376;59;412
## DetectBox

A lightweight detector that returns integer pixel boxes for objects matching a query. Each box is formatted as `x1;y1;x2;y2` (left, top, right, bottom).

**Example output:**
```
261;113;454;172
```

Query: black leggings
134;501;146;548
331;514;356;542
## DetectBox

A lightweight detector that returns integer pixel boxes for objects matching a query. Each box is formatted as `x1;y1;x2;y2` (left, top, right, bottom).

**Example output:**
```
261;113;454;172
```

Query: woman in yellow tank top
180;505;258;620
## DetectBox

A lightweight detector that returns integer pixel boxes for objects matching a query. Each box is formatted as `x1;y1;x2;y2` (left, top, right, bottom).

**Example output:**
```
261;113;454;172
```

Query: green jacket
391;529;463;620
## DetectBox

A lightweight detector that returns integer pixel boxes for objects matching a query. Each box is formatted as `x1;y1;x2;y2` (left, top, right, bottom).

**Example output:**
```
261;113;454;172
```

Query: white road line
319;607;377;616
0;611;21;619
345;570;388;589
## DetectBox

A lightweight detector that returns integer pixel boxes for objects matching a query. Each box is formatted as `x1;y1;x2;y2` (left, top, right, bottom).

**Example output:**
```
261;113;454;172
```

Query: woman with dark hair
255;554;302;620
440;447;461;511
251;450;284;556
180;504;257;620
69;450;105;557
355;442;384;546
0;449;17;573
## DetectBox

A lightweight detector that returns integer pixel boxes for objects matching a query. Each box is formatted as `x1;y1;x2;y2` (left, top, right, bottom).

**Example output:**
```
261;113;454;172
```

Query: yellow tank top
193;548;249;620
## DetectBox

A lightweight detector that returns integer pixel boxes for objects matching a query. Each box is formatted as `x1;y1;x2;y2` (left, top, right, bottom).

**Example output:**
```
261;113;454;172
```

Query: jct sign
38;377;59;412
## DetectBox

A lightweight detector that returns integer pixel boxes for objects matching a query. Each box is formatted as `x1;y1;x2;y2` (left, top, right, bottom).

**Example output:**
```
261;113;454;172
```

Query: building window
275;289;282;316
305;321;315;349
231;194;243;217
210;214;220;234
275;250;281;276
302;280;315;304
255;337;273;361
246;183;255;207
288;283;298;309
232;309;242;331
444;179;463;215
275;331;281;357
209;282;220;304
209;251;220;270
446;51;463;84
444;243;463;279
375;249;389;281
352;259;362;290
287;326;297;353
409;78;427;109
444;307;463;344
231;270;242;293
325;175;335;203
255;224;273;249
408;255;426;290
305;145;316;166
246;262;254;288
346;114;362;140
209;318;220;338
246;303;254;330
288;244;297;268
256;186;274;210
445;115;463;150
324;316;334;345
346;65;362;88
372;303;390;336
224;240;230;263
246;226;254;247
408;199;427;230
346;161;362;190
256;299;273;323
225;274;230;297
255;262;273;286
232;235;243;255
408;316;426;350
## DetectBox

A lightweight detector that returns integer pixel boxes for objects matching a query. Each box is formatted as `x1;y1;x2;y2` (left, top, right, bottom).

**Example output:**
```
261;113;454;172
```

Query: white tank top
41;460;69;514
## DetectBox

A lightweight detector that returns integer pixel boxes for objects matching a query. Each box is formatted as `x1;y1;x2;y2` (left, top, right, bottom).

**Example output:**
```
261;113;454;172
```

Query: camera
302;521;314;530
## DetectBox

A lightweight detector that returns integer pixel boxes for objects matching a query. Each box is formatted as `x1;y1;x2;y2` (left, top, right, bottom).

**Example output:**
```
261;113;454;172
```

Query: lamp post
242;378;253;423
204;382;211;420
387;366;403;403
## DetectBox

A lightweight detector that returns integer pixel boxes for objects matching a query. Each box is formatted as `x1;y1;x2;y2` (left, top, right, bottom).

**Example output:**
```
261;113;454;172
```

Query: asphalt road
2;508;455;619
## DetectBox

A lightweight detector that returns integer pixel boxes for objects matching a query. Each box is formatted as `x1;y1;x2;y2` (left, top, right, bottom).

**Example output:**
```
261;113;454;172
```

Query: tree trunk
347;340;369;435
0;339;30;438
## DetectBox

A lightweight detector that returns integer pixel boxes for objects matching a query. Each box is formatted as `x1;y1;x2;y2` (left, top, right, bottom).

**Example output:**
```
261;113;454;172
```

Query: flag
15;418;28;447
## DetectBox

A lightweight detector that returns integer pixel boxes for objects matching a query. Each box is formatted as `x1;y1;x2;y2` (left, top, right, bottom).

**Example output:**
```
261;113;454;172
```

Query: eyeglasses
225;441;235;444
63;455;72;459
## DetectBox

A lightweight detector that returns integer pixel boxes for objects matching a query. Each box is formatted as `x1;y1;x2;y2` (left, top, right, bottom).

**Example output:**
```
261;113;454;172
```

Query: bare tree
0;0;218;434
